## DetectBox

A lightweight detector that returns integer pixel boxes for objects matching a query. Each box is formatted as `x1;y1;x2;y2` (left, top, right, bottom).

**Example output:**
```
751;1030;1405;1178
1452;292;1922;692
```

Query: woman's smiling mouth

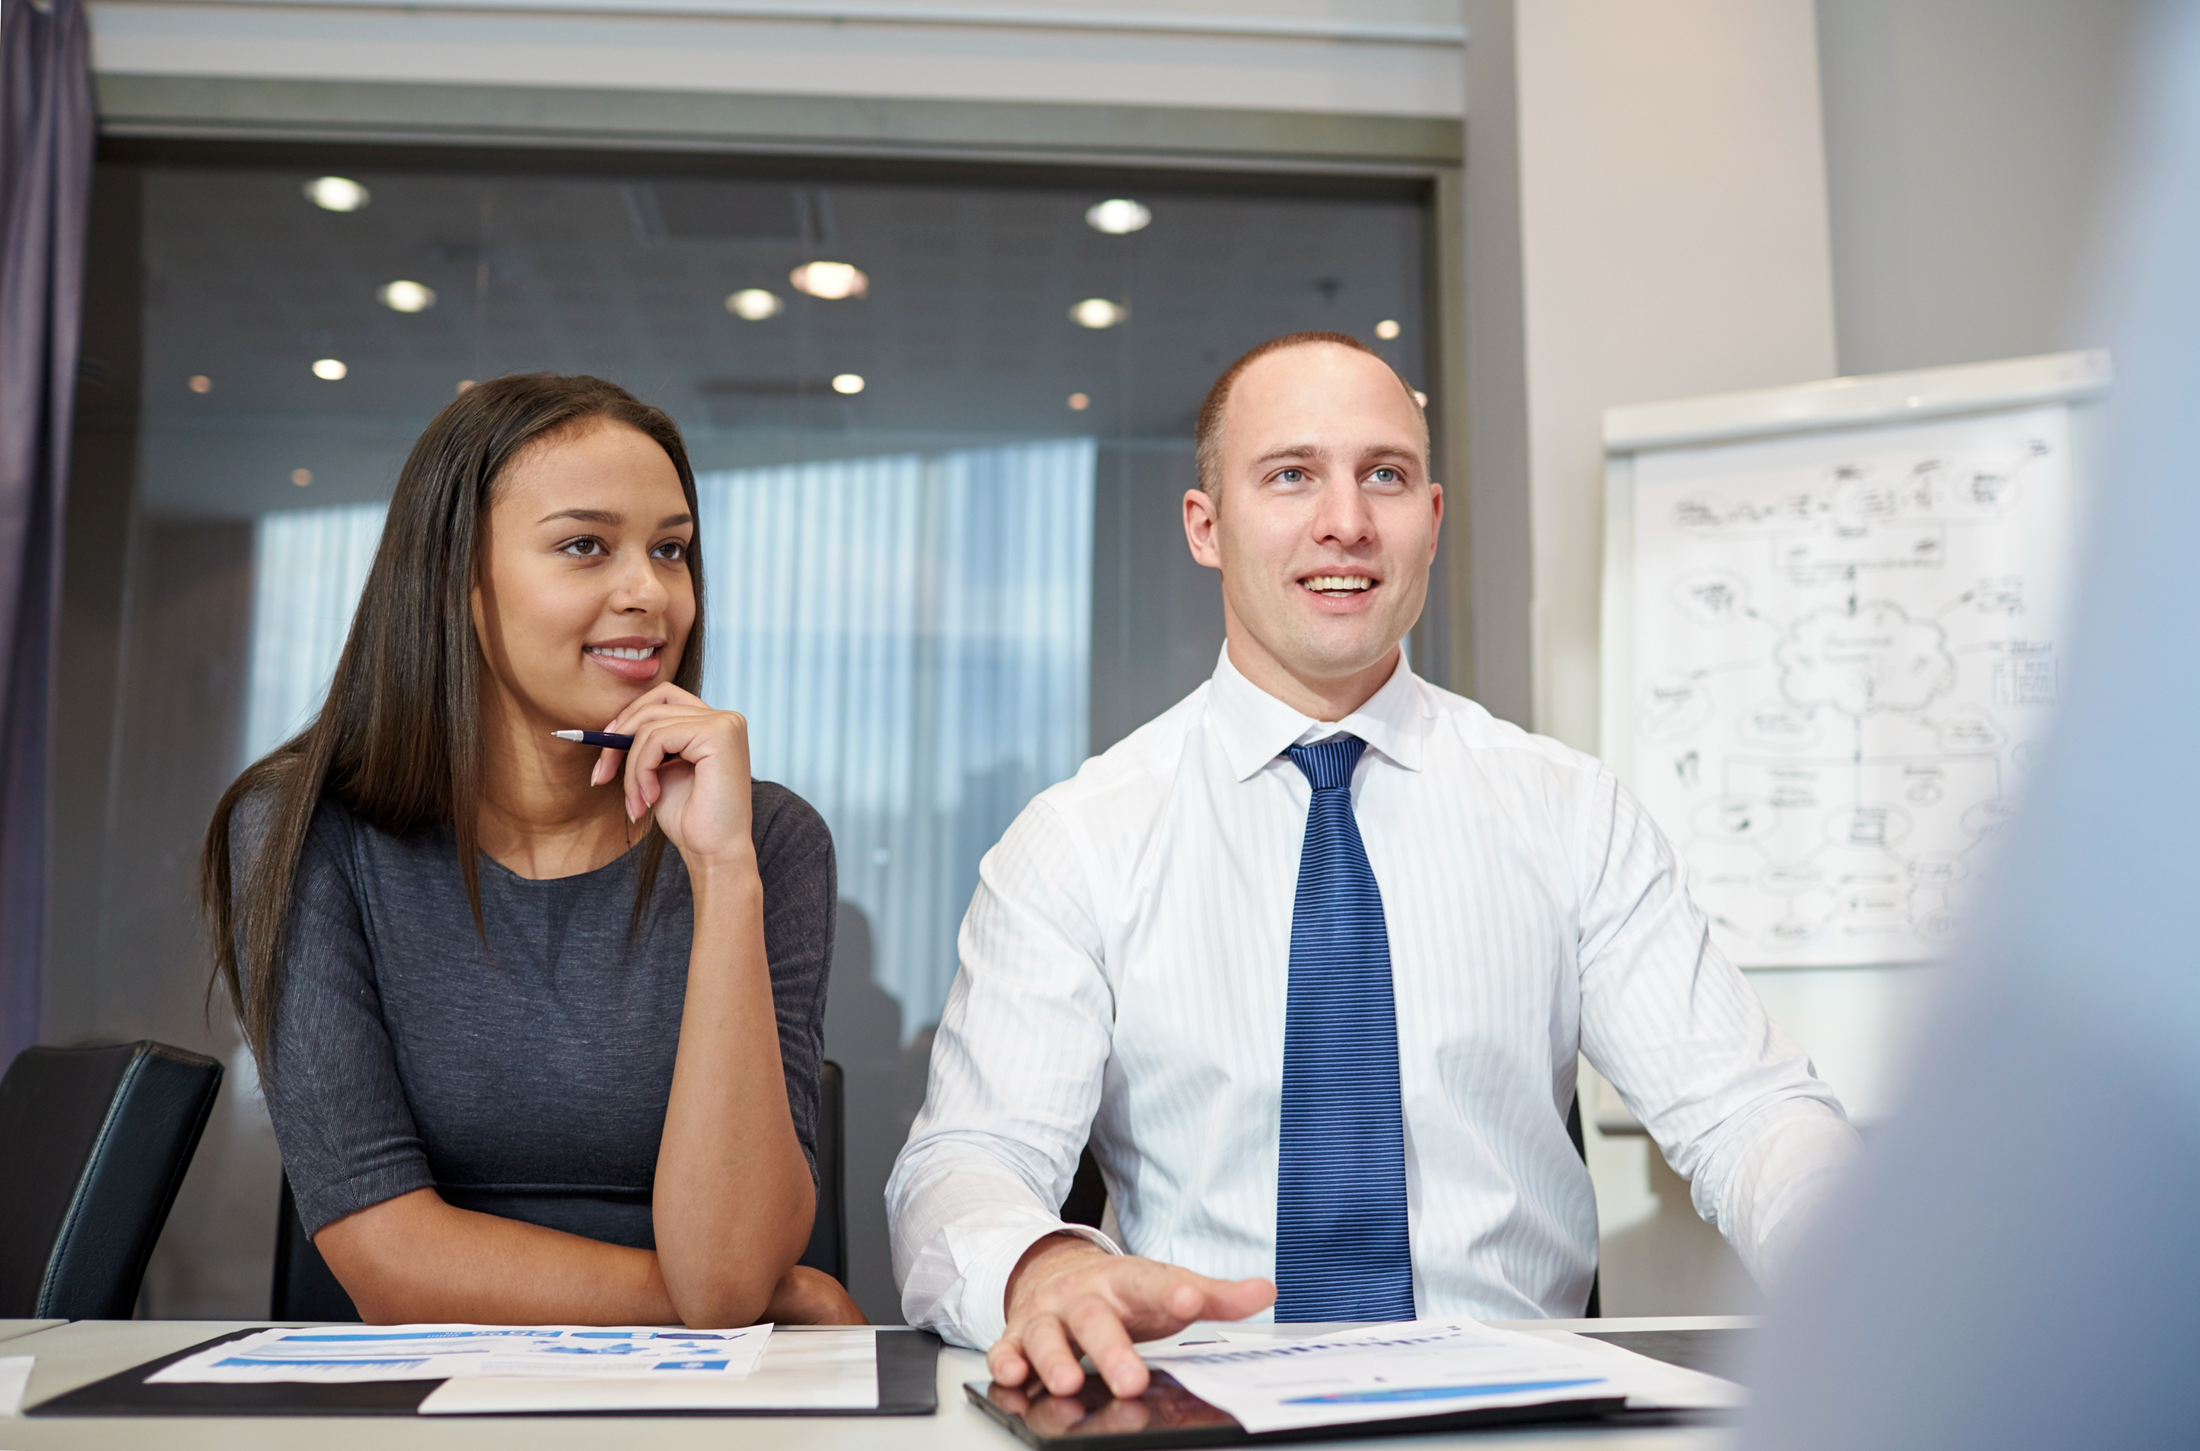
584;640;664;681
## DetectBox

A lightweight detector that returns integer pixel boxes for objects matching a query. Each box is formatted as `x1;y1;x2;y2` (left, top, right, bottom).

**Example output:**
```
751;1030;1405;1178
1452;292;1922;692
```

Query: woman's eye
559;537;606;557
652;540;687;562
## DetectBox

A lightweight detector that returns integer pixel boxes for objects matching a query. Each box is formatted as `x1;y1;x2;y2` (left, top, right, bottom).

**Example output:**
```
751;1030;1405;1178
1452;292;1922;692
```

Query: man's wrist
1004;1232;1109;1318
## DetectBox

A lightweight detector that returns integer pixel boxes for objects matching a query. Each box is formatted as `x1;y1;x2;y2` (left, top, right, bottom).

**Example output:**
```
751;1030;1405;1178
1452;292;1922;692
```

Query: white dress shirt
888;648;1858;1348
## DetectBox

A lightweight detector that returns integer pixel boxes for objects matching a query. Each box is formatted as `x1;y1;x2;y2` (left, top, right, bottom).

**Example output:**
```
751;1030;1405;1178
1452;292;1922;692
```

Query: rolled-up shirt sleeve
887;797;1122;1349
1572;765;1861;1287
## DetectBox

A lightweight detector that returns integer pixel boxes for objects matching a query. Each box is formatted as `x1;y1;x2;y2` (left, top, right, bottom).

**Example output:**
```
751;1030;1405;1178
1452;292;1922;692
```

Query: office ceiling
133;158;1430;517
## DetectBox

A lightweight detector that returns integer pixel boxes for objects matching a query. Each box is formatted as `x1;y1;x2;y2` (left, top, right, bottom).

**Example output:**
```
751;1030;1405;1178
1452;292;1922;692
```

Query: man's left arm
1572;765;1861;1286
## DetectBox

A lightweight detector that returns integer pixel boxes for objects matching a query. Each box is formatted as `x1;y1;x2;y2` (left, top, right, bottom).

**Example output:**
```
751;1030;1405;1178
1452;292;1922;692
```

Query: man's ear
1183;486;1223;571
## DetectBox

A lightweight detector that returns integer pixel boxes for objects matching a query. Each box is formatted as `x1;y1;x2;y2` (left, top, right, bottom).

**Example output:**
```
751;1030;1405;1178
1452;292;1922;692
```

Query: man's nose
1312;475;1375;545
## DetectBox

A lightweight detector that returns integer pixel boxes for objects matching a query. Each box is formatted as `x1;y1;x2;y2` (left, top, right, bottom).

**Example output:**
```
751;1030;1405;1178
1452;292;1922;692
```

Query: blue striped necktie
1274;735;1415;1322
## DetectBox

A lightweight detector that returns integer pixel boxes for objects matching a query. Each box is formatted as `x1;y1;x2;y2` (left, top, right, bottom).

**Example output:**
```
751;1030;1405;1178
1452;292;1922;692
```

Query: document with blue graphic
145;1323;773;1383
1153;1320;1642;1434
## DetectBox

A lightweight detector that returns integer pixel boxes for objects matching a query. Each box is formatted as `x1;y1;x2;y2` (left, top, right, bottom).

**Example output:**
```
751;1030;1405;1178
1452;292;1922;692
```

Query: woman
203;374;861;1326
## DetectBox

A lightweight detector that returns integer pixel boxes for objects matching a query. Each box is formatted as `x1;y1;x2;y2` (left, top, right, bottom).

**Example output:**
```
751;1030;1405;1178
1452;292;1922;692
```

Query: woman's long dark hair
203;374;705;1062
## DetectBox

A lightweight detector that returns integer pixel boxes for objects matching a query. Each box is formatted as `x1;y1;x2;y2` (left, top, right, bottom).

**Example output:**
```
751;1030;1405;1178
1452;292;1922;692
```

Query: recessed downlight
1412;389;1428;408
790;262;869;300
378;280;435;313
1375;318;1402;340
291;469;314;487
1069;298;1127;329
304;176;369;212
1085;199;1152;235
726;288;785;320
188;374;212;394
831;373;866;395
1067;392;1091;411
312;358;348;380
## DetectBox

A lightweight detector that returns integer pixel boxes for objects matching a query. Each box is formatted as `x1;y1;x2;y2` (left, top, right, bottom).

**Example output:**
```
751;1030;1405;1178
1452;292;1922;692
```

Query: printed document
419;1327;878;1414
1154;1320;1635;1435
146;1324;772;1384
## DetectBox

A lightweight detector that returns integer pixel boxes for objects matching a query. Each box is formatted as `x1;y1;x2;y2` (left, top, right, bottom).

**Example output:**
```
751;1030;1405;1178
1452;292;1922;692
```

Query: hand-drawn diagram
1629;405;2076;967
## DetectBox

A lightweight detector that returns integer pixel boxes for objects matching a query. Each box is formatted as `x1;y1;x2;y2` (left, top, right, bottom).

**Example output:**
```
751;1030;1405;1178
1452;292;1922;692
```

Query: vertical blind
241;438;1094;1029
697;438;1094;1029
241;500;387;766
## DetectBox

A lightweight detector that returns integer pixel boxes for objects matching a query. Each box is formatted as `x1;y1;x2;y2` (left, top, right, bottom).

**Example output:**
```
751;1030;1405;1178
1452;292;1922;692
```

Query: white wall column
1462;0;1837;744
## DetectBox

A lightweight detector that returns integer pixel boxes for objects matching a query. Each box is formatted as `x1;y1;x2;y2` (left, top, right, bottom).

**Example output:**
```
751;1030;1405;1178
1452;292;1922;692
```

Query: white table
0;1321;63;1346
0;1317;1744;1449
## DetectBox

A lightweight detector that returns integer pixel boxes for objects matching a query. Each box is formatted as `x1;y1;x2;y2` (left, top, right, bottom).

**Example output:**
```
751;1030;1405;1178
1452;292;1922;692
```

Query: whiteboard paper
1627;405;2076;967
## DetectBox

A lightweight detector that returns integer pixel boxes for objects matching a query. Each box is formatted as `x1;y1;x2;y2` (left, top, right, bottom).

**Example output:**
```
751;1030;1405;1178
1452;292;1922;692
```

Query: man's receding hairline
1197;337;1429;500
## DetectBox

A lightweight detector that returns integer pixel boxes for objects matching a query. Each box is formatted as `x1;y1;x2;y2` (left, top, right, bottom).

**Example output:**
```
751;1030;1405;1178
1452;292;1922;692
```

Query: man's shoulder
1412;677;1609;783
1031;682;1213;826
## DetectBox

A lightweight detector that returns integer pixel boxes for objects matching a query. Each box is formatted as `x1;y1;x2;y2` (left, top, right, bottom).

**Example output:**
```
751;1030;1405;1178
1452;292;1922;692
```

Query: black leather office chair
271;1173;362;1321
0;1040;223;1318
1062;1091;1601;1317
798;1059;847;1284
274;1058;850;1316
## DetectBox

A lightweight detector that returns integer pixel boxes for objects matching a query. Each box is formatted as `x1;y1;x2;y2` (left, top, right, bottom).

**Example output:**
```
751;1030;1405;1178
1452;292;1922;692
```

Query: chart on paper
1627;404;2077;967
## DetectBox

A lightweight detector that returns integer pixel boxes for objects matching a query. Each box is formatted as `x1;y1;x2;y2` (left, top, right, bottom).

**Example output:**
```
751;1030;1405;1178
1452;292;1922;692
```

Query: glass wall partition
58;143;1437;1319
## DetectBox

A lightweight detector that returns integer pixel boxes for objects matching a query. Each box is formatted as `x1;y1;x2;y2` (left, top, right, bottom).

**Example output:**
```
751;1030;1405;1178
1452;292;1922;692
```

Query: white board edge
1602;349;2111;455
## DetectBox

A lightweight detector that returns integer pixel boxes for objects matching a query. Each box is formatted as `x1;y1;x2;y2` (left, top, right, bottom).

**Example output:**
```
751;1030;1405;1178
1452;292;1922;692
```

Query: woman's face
471;420;698;736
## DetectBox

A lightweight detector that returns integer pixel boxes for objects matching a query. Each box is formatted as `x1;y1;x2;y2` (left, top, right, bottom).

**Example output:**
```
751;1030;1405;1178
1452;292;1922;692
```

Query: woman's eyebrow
534;508;695;528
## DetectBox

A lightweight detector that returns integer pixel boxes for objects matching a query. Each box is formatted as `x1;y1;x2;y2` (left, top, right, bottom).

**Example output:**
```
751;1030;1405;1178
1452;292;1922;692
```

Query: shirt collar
1206;643;1427;783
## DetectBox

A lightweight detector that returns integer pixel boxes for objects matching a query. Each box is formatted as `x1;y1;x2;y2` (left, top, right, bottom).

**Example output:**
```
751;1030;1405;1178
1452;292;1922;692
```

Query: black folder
30;1325;940;1418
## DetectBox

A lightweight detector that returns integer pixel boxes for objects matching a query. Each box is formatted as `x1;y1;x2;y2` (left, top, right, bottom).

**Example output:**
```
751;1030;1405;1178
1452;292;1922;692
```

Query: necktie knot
1284;735;1367;793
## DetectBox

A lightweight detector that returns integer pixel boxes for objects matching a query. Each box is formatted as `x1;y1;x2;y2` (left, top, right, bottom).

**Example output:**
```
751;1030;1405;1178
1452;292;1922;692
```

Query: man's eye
1370;466;1402;483
1277;468;1306;484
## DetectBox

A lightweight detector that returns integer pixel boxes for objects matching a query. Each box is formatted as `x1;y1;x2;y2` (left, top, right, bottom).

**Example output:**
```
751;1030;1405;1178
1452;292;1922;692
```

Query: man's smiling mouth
1301;574;1375;598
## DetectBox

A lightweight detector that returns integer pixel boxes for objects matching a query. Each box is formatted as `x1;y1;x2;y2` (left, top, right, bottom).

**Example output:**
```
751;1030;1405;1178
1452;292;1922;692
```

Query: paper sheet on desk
1154;1319;1679;1435
145;1323;771;1383
419;1327;877;1414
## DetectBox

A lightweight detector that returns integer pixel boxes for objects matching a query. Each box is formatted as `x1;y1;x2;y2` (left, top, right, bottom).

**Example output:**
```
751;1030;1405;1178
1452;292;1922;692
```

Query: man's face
1185;344;1441;695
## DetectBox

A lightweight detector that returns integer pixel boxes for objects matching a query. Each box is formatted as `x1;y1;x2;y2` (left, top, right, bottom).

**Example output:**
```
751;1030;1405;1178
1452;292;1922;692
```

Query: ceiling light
1067;392;1091;411
457;380;476;393
304;176;369;212
291;469;313;487
312;358;348;380
831;373;865;395
1070;298;1127;329
790;262;869;300
1412;389;1429;408
1375;319;1402;340
188;374;212;394
378;280;435;313
726;288;785;320
1085;199;1152;235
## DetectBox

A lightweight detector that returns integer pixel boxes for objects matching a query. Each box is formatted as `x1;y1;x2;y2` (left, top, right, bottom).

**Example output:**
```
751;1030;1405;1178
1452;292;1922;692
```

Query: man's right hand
988;1233;1276;1400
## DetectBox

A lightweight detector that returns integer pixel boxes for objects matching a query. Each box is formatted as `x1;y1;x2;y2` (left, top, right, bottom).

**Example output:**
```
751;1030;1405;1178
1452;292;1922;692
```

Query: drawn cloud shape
1777;602;1955;716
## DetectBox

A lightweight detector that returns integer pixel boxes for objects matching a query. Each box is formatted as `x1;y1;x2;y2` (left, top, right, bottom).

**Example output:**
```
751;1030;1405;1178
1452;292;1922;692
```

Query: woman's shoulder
748;780;832;875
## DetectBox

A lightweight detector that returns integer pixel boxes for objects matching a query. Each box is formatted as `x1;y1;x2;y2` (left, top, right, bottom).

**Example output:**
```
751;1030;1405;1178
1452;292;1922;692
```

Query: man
888;332;1858;1399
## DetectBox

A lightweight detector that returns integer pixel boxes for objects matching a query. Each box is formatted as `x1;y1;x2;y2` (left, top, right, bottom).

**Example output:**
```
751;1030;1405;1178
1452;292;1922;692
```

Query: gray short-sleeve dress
250;783;834;1246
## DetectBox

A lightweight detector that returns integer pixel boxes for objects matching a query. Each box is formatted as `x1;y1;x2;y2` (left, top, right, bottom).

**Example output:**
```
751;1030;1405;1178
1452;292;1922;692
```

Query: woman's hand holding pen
590;683;755;869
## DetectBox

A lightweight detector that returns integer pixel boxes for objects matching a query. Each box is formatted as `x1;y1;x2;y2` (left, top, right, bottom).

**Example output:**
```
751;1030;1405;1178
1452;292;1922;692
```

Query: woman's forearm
317;1188;680;1324
652;848;817;1326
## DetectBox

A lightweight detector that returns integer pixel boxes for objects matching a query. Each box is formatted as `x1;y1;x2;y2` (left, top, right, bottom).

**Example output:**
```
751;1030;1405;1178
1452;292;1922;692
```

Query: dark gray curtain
0;0;93;1065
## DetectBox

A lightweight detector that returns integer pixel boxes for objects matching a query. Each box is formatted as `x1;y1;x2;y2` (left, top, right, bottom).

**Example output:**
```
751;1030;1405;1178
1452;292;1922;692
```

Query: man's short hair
1193;331;1428;498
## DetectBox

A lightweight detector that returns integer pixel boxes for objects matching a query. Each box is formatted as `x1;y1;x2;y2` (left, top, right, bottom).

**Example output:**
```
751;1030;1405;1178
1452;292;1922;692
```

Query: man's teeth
587;645;657;660
1303;575;1373;592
